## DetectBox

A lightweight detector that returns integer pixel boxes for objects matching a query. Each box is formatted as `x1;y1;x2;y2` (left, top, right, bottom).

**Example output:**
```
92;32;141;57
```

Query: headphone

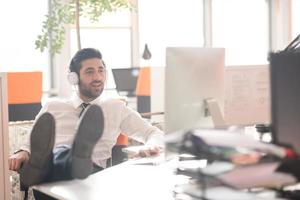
67;57;107;85
67;71;79;85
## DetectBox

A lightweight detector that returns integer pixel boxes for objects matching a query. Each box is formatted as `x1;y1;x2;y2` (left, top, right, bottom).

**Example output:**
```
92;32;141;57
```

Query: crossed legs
20;104;104;187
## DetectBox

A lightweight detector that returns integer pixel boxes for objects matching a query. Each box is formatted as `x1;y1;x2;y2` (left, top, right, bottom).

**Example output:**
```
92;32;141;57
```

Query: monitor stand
205;98;226;128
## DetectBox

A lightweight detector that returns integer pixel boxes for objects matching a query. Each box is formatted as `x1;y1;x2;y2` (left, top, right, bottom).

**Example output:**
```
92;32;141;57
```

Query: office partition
0;73;11;200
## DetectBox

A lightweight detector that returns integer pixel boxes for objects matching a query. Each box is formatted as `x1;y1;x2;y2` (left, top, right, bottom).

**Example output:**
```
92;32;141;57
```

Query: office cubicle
0;73;11;200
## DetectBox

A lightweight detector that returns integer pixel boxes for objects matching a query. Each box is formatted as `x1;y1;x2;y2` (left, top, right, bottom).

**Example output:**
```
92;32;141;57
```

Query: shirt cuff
145;133;165;148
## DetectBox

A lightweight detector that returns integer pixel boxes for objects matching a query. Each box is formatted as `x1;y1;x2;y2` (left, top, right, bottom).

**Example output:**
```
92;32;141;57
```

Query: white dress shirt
21;93;164;168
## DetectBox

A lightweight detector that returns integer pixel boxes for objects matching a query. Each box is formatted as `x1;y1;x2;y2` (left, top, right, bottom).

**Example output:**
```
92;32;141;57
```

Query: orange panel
116;133;128;145
7;72;42;104
136;67;151;96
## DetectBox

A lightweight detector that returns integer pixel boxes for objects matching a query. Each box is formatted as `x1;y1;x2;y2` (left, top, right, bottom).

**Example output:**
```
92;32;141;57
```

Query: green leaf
36;0;135;54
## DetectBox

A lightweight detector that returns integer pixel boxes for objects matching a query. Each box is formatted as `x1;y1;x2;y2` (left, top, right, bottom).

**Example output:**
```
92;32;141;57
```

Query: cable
284;34;300;52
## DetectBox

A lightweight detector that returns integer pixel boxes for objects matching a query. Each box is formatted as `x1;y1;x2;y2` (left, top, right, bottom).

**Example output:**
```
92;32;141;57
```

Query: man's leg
21;105;104;199
20;112;55;187
70;104;104;179
47;145;72;181
46;104;104;181
33;105;104;199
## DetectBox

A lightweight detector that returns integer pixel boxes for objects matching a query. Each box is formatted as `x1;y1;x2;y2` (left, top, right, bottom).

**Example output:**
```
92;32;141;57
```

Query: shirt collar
71;92;101;109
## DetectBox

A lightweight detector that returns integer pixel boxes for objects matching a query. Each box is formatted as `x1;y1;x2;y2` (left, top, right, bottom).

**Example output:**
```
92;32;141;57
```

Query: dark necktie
79;103;90;117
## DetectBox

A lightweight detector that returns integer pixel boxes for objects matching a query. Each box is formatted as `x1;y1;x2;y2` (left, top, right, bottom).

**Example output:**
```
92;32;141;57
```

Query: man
9;48;164;187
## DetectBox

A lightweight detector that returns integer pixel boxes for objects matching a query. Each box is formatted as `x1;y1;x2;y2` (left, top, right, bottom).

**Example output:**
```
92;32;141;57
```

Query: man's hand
138;146;162;157
9;150;30;171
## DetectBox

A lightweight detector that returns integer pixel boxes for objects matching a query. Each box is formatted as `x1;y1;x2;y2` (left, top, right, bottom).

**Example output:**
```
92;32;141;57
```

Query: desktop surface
33;154;292;200
33;156;175;200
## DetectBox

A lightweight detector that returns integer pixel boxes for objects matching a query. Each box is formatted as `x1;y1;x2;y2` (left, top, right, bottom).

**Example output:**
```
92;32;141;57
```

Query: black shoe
20;112;56;187
71;104;104;179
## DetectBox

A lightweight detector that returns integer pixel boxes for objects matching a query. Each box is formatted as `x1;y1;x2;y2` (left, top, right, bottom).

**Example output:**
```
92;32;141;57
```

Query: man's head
69;48;106;102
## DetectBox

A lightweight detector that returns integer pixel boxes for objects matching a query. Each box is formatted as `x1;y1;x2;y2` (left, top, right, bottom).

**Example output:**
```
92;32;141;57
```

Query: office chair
135;67;151;117
7;71;43;200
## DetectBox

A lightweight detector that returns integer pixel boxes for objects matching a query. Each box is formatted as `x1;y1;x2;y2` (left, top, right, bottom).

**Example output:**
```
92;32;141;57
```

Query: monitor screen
112;68;140;97
165;47;225;133
270;54;300;153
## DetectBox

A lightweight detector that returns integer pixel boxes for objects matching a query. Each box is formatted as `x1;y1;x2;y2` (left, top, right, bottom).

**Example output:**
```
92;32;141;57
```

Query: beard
78;80;104;100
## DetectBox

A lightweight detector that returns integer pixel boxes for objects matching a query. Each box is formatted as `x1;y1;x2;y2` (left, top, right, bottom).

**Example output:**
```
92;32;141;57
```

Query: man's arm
9;102;49;171
138;146;162;157
9;131;31;171
119;105;164;157
9;150;30;171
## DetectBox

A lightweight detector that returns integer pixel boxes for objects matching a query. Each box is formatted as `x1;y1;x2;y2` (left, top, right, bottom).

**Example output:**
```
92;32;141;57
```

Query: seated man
9;48;164;189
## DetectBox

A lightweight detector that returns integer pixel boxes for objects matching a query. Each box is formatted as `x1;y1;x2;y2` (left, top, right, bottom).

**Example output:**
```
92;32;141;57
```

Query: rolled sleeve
119;105;164;147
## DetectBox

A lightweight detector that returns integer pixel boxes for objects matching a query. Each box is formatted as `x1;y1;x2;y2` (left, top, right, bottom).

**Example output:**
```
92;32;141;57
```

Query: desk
33;157;289;200
33;158;177;200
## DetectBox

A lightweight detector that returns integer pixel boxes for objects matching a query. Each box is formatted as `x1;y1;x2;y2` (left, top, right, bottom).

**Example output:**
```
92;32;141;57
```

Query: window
212;0;269;65
71;29;131;68
292;0;300;38
138;0;204;66
70;10;132;68
0;0;49;91
69;11;132;90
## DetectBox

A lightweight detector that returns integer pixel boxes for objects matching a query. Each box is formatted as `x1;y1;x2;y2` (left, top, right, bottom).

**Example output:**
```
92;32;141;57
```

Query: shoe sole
71;104;104;179
20;112;55;187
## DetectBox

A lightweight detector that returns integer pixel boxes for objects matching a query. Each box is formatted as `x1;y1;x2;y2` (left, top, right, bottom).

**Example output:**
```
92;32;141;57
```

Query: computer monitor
165;47;225;133
0;73;11;199
270;53;300;153
112;67;140;97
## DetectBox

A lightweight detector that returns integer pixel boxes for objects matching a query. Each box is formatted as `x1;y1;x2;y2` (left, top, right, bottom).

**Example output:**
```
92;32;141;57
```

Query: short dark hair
69;48;104;74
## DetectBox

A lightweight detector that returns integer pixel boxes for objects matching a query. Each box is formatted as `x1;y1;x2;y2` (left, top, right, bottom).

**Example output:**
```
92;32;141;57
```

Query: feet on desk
71;104;104;179
20;112;56;187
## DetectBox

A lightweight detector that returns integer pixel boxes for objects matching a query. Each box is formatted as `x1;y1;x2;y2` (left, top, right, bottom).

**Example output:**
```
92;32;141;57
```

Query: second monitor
112;67;140;97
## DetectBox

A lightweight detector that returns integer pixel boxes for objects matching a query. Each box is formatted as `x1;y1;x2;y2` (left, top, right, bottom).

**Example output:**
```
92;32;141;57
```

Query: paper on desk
126;154;166;165
181;185;256;200
218;162;297;189
201;161;235;175
122;145;163;157
122;145;147;156
192;129;286;158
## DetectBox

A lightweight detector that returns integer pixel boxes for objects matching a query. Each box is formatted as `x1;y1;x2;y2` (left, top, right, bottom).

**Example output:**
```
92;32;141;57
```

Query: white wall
0;0;49;90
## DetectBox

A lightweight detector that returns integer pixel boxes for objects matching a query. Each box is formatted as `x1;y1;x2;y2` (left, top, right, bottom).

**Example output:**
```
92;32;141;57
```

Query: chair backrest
136;67;151;96
7;72;43;121
135;67;151;116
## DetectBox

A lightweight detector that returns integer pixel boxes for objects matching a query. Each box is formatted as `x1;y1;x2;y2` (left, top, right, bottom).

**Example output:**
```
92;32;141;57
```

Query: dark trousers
46;145;73;182
28;145;103;200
